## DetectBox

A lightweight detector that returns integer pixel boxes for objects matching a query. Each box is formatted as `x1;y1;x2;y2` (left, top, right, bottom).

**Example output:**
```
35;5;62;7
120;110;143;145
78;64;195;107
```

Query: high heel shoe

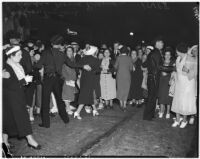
93;110;99;116
2;143;13;157
74;112;82;120
30;116;35;122
180;121;188;128
27;143;41;150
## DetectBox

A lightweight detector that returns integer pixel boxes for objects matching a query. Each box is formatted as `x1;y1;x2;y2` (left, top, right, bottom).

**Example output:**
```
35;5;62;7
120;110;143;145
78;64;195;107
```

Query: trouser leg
143;77;157;120
41;78;53;127
52;77;69;124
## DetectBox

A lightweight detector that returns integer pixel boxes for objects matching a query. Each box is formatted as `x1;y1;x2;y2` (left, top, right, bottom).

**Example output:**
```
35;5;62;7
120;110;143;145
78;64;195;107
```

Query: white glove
2;69;10;78
25;75;33;83
83;65;91;71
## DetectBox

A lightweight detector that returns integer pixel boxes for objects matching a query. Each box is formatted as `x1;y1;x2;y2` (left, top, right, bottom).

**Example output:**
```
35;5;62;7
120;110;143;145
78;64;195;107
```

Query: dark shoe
2;143;13;158
27;143;42;150
119;105;124;111
38;124;50;128
49;112;56;117
137;103;143;108
64;119;69;124
34;113;40;117
109;105;114;109
132;103;136;107
123;108;127;112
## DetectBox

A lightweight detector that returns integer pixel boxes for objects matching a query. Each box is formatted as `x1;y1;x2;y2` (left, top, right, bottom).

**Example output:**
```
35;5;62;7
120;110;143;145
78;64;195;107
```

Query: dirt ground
8;103;197;157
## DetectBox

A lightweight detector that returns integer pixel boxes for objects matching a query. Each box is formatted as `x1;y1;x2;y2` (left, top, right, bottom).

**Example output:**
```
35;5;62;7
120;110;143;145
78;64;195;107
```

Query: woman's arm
187;62;197;80
114;57;119;71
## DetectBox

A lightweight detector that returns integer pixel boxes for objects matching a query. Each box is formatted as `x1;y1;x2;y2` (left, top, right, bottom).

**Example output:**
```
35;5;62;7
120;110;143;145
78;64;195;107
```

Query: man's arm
64;56;82;68
65;55;91;71
159;65;175;73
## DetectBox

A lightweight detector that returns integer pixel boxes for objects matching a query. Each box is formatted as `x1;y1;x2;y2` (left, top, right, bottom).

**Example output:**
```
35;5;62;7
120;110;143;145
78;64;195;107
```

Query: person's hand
133;66;135;71
83;65;91;71
25;75;33;83
2;69;10;78
162;72;167;76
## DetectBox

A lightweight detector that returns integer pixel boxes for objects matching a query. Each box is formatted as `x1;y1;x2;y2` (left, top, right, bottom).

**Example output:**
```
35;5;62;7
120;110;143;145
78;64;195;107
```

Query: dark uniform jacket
35;48;83;76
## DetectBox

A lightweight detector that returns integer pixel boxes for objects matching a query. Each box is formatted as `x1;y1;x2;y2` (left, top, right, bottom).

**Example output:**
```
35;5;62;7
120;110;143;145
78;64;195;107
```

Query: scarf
7;58;25;80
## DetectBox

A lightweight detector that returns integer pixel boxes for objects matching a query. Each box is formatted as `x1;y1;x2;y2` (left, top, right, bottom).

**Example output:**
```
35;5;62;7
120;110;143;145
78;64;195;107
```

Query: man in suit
112;42;120;59
71;42;81;62
143;37;164;121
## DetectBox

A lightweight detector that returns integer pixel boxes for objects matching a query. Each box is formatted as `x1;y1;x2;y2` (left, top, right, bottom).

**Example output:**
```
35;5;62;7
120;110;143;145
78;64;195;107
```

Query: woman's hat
71;42;78;45
146;46;154;51
84;45;98;55
188;45;198;56
27;42;34;47
5;46;21;55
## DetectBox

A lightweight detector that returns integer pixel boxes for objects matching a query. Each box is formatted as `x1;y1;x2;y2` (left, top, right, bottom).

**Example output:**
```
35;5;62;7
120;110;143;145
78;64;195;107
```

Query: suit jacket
146;48;163;77
74;53;81;63
110;49;120;62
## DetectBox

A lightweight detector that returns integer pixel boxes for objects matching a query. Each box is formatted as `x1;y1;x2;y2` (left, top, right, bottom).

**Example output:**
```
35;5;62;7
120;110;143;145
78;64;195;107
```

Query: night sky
73;2;199;47
4;2;199;47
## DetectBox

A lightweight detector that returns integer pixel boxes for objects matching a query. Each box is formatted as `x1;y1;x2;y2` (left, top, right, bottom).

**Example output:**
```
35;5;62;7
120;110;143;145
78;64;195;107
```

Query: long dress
171;55;197;115
3;64;32;137
100;58;116;100
78;55;101;105
158;61;174;105
115;54;133;101
93;69;101;100
21;49;35;107
128;59;143;100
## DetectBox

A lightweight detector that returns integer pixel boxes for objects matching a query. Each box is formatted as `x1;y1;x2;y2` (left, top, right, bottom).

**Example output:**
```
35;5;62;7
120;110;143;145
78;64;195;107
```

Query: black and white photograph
1;1;199;157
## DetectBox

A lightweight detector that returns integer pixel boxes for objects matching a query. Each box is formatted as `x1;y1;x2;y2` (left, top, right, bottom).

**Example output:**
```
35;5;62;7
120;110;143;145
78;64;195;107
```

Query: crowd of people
2;30;198;155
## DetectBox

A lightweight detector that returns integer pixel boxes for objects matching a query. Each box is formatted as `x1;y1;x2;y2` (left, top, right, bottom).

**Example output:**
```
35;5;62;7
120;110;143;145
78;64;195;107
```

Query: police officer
35;35;91;128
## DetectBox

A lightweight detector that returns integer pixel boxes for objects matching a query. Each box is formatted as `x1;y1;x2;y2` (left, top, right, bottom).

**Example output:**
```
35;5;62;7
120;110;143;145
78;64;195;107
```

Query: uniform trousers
41;75;69;127
143;76;159;120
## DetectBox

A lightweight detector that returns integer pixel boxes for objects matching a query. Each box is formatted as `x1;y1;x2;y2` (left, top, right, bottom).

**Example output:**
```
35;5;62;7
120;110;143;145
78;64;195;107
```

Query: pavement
8;102;196;157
